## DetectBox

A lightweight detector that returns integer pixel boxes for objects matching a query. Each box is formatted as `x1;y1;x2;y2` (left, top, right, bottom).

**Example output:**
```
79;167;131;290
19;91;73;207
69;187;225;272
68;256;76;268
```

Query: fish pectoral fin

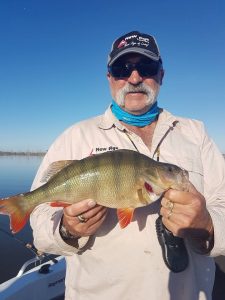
40;160;75;183
50;201;71;208
117;208;134;229
137;188;151;205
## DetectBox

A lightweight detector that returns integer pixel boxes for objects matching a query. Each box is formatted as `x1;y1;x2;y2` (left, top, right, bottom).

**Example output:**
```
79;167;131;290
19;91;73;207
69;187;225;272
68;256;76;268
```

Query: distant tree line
0;151;224;158
0;151;46;156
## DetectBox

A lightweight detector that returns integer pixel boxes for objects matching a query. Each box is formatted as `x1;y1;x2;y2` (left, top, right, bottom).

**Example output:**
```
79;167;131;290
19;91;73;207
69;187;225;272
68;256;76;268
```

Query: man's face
107;54;164;115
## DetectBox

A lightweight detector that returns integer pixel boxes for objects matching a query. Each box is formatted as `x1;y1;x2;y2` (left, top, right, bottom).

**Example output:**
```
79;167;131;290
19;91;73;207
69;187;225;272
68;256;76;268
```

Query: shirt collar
98;105;125;130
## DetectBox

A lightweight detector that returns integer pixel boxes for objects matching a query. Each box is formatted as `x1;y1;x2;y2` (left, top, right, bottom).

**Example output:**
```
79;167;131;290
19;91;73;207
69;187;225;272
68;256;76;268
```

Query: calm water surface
0;155;43;283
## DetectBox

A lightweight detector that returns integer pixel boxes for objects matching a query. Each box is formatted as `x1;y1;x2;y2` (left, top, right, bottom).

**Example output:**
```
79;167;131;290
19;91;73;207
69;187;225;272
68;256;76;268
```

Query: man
30;31;225;300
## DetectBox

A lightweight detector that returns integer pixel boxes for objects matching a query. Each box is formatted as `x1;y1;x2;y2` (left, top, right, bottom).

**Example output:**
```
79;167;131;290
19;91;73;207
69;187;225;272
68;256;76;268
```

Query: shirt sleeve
30;129;91;256
200;124;225;257
30;204;89;256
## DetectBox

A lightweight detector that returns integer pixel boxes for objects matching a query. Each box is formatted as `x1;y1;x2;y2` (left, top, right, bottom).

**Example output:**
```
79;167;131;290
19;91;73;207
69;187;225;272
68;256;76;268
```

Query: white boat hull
0;256;66;300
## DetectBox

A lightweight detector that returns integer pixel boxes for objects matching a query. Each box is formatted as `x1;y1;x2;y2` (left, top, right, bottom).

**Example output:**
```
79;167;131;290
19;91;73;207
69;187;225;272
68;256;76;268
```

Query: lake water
0;155;43;283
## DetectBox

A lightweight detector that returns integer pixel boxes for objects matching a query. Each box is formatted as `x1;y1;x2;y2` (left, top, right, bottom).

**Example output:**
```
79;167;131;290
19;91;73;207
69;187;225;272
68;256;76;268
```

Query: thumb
188;182;200;196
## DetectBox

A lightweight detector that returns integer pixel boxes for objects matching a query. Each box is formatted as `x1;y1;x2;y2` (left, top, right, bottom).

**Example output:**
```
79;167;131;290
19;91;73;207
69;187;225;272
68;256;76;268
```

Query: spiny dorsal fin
40;160;74;183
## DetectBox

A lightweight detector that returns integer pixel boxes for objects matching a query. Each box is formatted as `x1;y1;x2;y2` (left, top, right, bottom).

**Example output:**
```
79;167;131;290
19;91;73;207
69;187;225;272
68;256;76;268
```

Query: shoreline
0;151;46;157
0;151;224;158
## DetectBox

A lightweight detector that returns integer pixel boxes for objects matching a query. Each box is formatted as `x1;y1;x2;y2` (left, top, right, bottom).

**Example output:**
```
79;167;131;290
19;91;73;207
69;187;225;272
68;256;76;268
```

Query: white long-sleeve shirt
30;108;225;300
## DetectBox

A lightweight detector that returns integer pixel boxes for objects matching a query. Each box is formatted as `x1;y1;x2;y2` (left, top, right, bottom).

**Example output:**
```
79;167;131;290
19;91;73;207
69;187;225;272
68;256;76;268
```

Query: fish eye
167;166;173;172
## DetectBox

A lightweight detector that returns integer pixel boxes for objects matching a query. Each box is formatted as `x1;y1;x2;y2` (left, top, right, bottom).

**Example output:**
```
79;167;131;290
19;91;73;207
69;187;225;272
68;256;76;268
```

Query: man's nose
127;69;143;85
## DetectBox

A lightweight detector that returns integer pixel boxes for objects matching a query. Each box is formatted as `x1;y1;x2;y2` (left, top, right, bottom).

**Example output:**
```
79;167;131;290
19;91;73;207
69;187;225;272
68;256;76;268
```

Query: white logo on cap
122;34;150;48
117;35;150;50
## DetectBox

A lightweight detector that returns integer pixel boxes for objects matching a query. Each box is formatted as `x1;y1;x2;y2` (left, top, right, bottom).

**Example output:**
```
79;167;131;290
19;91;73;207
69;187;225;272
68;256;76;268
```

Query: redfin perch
0;150;189;233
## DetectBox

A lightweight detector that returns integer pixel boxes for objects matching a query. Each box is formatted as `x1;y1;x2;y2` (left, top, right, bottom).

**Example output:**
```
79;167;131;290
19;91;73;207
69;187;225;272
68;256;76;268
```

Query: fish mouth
166;168;190;191
153;167;190;192
182;169;189;180
180;169;190;191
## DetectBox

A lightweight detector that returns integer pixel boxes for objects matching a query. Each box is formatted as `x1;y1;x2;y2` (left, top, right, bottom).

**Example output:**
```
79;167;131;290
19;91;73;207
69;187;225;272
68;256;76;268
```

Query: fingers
62;199;108;238
163;189;191;205
83;208;108;235
161;193;199;224
77;205;108;226
64;199;96;217
161;197;190;215
163;185;204;206
160;187;212;239
161;205;187;227
160;198;180;235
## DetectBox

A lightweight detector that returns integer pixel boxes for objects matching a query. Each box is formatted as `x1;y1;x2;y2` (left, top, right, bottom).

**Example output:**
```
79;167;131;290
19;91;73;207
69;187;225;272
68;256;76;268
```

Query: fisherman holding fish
1;31;225;300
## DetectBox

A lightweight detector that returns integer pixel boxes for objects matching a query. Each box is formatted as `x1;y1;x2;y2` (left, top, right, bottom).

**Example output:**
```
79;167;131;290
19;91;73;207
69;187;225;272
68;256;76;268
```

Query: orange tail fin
0;195;31;234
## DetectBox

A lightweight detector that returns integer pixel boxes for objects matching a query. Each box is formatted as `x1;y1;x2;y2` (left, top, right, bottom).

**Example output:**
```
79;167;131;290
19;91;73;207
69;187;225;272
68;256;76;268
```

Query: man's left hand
160;183;213;242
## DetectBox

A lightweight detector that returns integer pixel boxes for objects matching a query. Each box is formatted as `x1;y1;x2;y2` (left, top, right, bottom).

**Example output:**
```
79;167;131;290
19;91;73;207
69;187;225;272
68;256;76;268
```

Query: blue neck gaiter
111;100;160;127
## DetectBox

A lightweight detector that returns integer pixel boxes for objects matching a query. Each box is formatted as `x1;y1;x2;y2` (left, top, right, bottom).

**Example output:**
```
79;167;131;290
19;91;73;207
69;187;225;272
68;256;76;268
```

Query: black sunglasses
108;60;161;79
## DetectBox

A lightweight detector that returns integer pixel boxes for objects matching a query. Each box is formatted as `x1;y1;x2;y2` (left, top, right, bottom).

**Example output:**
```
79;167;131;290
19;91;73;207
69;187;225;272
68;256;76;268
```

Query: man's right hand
61;199;108;238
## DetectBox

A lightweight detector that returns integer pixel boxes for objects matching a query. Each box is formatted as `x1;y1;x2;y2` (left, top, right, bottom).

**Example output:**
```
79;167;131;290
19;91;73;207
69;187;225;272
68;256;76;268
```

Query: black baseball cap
108;31;161;66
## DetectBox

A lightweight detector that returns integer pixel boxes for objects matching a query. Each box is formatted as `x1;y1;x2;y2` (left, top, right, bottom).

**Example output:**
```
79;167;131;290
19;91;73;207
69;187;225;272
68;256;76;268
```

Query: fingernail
88;200;96;207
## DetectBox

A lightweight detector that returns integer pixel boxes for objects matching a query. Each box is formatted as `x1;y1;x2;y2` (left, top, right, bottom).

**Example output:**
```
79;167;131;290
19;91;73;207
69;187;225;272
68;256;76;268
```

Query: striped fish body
0;149;189;233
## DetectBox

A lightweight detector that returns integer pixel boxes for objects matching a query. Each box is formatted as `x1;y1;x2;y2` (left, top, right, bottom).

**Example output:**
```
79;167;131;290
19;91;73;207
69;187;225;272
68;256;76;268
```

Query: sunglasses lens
109;65;130;78
109;61;160;78
137;62;159;77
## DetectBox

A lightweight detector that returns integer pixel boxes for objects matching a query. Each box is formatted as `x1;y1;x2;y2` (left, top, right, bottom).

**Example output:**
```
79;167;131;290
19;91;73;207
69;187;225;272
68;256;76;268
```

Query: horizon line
0;150;46;156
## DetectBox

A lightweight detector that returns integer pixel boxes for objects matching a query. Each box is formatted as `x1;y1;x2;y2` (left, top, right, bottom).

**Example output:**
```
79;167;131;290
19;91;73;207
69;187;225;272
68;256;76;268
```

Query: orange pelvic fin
117;208;134;228
50;201;71;208
0;195;31;234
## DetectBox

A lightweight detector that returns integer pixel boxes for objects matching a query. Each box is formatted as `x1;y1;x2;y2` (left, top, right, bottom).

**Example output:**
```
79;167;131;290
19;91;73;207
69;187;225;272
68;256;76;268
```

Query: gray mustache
123;83;151;95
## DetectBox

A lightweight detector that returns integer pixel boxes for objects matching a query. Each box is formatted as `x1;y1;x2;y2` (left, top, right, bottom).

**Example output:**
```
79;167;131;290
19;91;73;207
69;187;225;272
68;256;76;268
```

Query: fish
0;149;190;233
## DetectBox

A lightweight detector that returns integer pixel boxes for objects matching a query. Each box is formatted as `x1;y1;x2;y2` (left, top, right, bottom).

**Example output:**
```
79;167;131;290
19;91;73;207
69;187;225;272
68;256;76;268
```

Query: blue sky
0;0;224;153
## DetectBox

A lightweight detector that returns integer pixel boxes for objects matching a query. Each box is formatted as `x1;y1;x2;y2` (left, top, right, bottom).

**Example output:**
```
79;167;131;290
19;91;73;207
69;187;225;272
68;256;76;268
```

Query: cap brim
108;47;160;66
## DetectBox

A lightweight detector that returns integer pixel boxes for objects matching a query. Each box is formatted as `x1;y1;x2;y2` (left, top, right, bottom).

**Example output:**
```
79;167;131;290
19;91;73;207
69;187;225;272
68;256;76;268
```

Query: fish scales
97;151;135;207
112;151;143;207
68;151;134;207
115;151;132;199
